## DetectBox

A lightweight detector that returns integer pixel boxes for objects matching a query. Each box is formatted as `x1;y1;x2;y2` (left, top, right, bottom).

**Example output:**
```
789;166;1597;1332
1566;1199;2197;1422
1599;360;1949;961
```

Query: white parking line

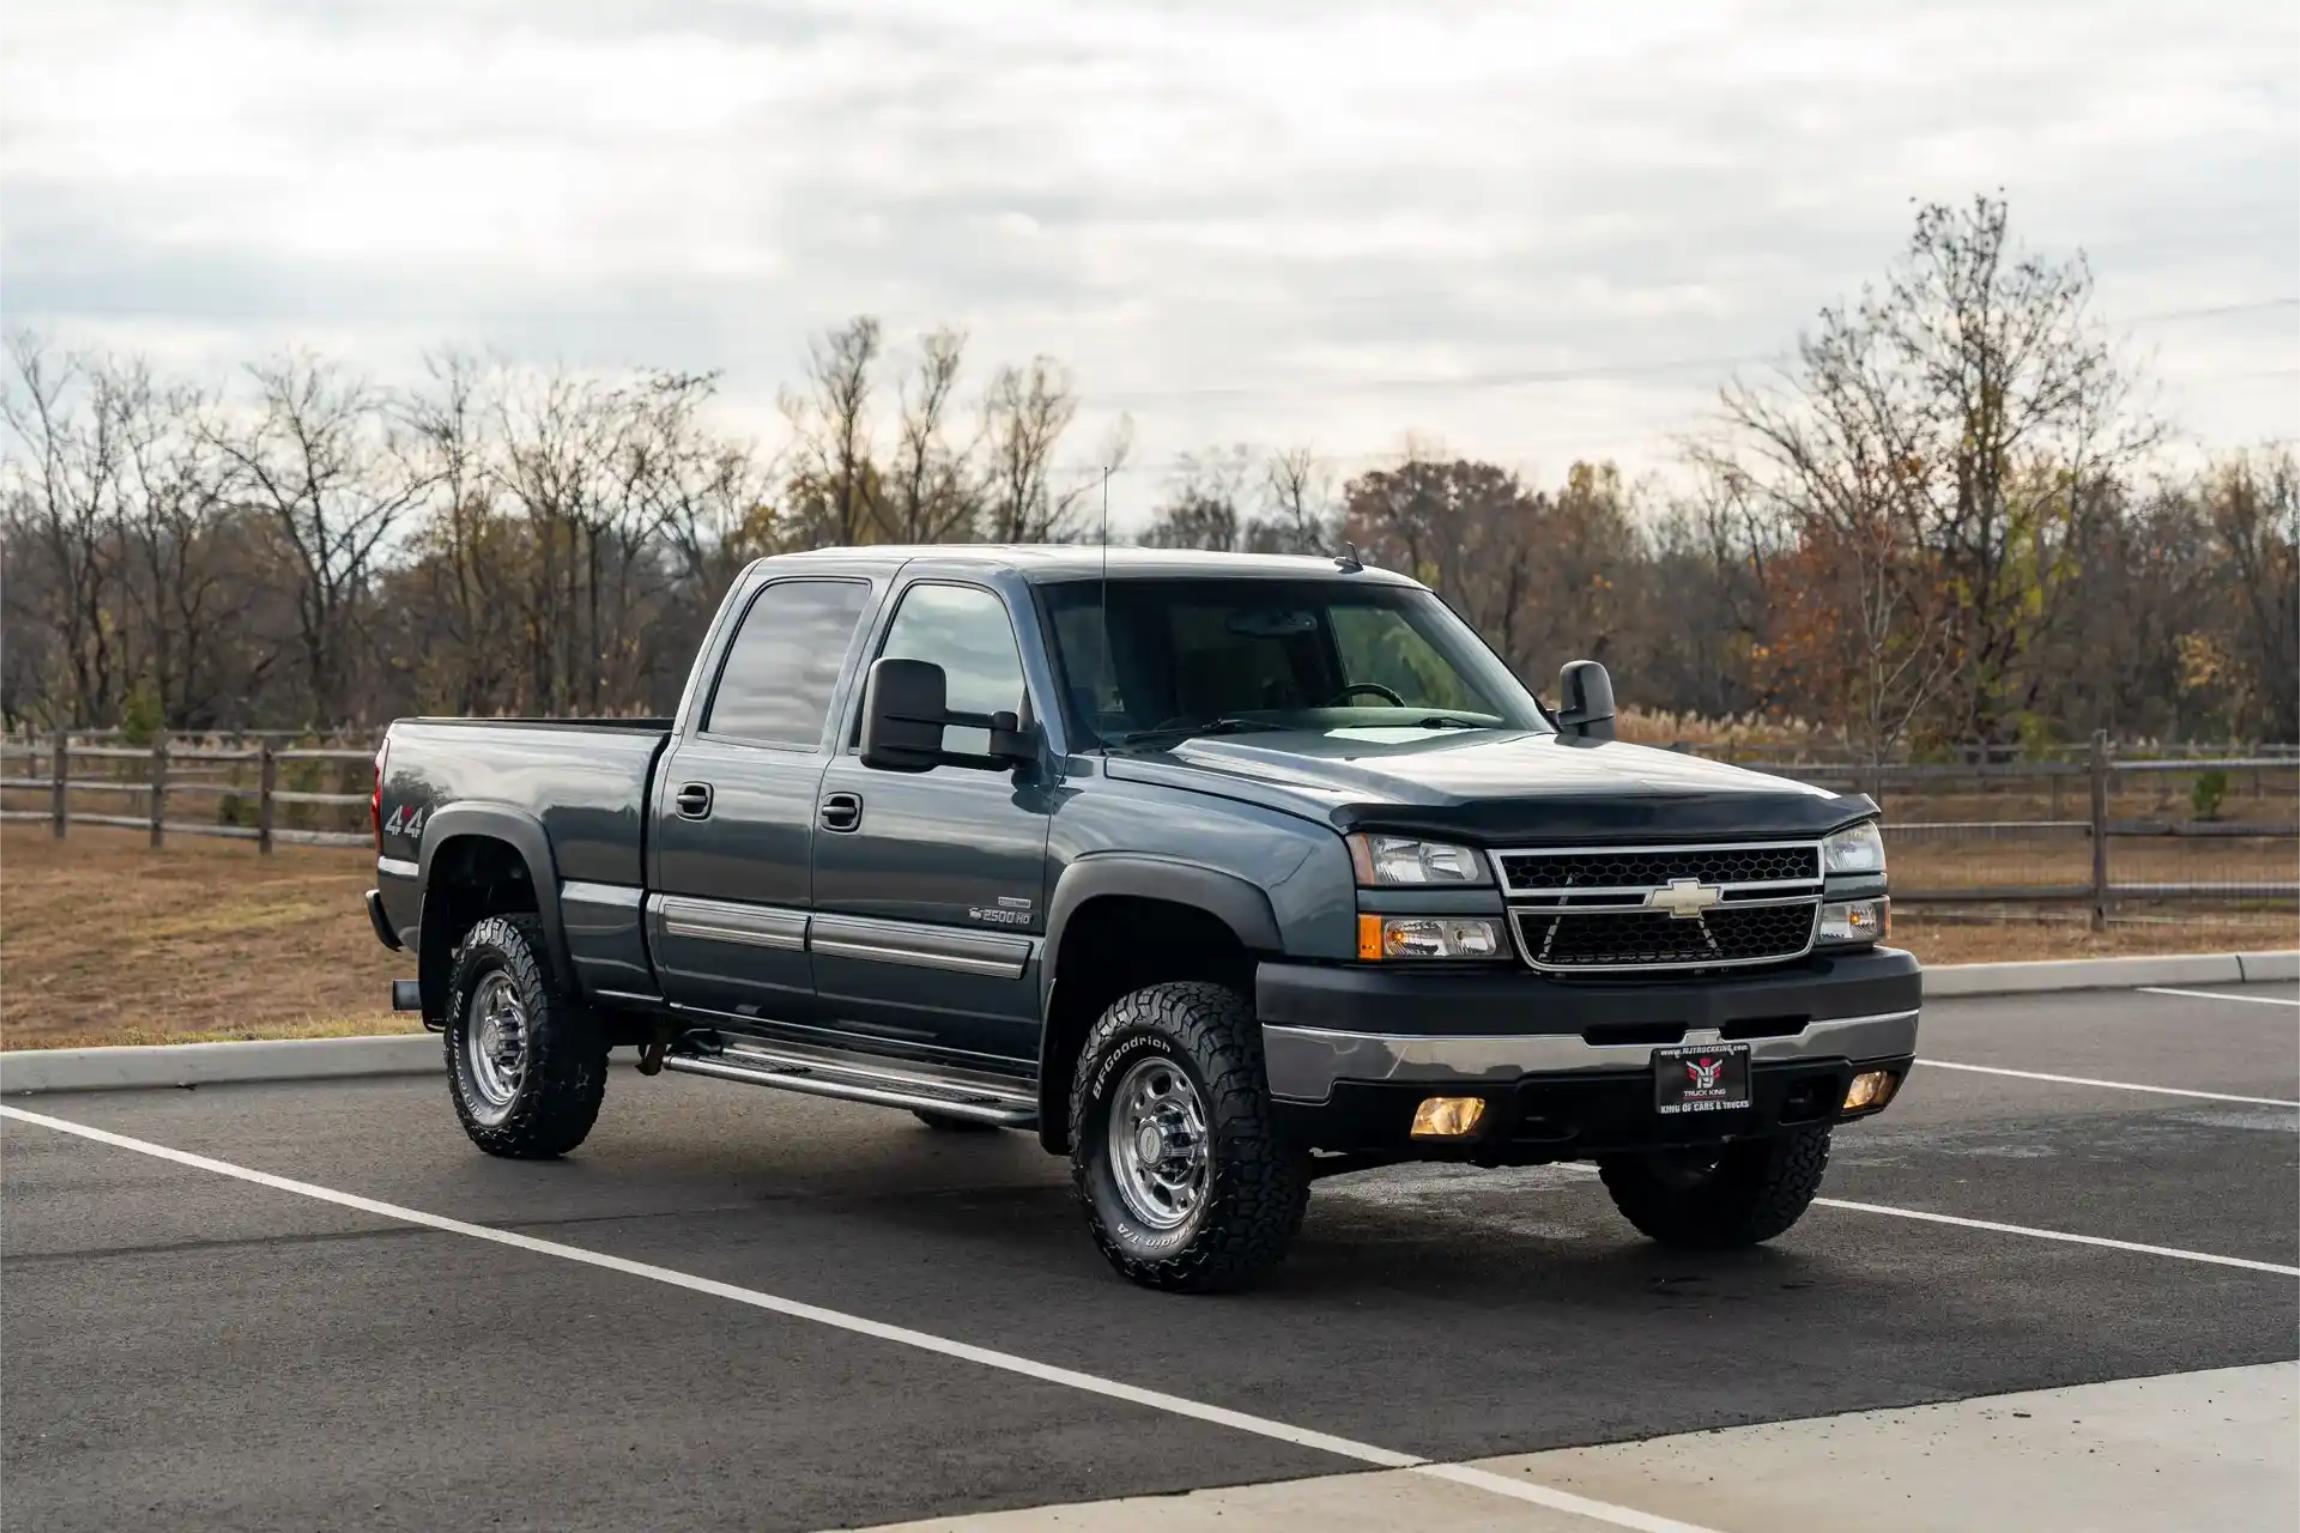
1921;1058;2300;1109
1814;1199;2300;1277
0;1104;1711;1533
2139;987;2300;1009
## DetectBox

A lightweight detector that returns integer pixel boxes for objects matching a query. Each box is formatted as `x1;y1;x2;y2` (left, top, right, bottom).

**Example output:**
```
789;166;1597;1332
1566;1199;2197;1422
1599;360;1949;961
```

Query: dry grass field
1;825;412;1050
1;824;2292;1050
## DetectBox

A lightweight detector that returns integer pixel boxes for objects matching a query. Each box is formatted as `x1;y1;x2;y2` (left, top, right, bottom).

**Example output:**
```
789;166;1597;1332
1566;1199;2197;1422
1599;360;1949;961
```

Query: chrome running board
661;1038;1038;1127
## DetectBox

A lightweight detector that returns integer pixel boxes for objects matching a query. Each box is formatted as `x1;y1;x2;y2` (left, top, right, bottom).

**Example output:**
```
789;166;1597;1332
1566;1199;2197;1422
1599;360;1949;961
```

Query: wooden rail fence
0;734;371;851
1;730;2290;932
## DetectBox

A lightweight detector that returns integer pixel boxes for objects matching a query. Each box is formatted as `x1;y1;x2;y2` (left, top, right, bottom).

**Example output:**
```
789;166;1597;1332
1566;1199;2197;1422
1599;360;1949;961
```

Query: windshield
1037;577;1550;747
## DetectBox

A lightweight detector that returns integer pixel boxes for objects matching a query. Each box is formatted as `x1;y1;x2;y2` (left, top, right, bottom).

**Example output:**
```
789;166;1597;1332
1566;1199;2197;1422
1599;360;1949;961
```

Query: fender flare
1034;856;1282;1146
415;804;576;998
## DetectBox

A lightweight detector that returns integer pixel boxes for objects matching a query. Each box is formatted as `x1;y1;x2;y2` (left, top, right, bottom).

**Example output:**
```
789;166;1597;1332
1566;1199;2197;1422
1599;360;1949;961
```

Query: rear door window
705;579;873;747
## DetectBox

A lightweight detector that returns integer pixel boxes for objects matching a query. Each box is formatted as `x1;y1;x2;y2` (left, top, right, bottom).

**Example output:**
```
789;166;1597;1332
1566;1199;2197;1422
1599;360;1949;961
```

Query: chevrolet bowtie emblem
1644;878;1722;920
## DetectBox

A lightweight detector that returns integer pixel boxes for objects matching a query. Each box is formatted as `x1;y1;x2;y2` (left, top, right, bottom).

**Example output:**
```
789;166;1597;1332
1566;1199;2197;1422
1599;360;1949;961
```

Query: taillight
372;738;389;851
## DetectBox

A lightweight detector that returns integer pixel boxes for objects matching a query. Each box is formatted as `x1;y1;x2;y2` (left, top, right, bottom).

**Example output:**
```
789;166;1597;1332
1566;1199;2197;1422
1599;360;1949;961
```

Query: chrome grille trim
1492;839;1823;898
1488;840;1825;972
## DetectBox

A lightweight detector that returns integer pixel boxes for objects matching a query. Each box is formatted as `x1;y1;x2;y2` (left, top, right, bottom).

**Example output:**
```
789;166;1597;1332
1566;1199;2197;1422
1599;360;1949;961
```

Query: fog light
1819;898;1889;945
1843;1070;1896;1111
1410;1096;1487;1137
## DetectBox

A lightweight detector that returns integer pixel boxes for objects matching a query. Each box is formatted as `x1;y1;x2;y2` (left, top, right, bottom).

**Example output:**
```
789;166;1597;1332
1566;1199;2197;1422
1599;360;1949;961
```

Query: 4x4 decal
381;804;426;840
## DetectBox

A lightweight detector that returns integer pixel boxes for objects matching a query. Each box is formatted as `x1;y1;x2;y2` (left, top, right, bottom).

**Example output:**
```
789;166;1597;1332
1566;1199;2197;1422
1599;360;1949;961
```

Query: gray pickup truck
368;546;1918;1291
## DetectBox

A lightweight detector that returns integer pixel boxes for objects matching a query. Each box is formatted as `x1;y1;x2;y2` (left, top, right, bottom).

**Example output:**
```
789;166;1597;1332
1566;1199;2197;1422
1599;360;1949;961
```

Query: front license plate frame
1653;1041;1753;1115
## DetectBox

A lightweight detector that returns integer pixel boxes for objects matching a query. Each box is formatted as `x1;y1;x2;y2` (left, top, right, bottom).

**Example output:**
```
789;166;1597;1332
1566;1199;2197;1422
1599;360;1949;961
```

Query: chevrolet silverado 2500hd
367;546;1918;1291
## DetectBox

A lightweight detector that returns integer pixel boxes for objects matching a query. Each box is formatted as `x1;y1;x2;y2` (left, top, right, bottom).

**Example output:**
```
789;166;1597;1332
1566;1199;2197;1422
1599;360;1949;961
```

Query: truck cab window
705;579;872;747
876;583;1025;755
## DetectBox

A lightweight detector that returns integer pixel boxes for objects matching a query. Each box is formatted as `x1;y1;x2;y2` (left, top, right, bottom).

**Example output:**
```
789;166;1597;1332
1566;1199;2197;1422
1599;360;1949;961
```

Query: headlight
1347;834;1490;886
1357;914;1509;960
1822;821;1886;876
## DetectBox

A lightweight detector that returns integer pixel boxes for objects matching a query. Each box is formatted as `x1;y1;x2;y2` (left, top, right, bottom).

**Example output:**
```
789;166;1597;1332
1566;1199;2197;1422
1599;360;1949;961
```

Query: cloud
4;0;2294;524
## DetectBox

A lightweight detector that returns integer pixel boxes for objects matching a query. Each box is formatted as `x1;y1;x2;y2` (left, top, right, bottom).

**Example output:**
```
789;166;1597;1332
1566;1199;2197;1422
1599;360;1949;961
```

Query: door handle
819;792;863;833
674;782;714;820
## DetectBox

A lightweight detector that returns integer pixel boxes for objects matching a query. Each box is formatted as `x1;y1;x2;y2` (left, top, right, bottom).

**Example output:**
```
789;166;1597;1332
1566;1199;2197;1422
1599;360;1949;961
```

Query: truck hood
1103;726;1872;844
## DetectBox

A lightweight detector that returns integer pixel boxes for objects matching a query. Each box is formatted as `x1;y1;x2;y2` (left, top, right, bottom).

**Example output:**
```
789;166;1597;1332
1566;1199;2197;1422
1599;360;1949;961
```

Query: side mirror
860;657;951;772
1556;659;1616;742
860;656;1035;773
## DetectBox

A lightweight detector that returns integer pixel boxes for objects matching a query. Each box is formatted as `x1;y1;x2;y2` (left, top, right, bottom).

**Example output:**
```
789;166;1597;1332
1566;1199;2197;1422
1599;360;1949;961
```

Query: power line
1090;297;2296;404
2126;297;2298;325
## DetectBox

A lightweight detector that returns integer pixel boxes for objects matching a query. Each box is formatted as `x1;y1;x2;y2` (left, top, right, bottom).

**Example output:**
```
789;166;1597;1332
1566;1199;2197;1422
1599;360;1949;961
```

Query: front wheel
445;914;608;1159
1598;1126;1831;1249
1069;982;1309;1292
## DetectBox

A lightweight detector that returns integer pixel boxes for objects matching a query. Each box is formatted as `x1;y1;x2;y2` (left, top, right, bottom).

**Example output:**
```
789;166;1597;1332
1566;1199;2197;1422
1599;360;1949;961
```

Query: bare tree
982;357;1080;542
402;353;520;714
1140;446;1253;550
882;327;980;543
1;336;130;725
782;316;883;547
206;355;432;725
114;361;245;725
1250;445;1336;554
490;367;638;712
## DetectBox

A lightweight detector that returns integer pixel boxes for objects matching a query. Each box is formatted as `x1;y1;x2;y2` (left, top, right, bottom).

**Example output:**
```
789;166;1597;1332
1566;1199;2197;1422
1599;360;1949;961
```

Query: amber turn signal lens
1357;913;1383;960
1410;1096;1487;1138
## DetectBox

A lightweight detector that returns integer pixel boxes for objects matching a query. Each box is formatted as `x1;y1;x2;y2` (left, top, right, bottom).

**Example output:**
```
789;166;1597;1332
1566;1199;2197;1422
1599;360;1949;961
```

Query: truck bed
380;718;671;889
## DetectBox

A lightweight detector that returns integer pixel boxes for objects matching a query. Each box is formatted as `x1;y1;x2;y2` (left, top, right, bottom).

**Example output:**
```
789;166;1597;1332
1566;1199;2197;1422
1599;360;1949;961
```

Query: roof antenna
1334;541;1364;573
1098;464;1113;758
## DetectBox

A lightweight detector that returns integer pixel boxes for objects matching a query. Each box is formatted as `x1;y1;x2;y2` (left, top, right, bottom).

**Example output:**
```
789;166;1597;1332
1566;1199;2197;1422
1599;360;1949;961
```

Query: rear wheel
1598;1126;1831;1249
445;914;608;1159
1069;982;1308;1292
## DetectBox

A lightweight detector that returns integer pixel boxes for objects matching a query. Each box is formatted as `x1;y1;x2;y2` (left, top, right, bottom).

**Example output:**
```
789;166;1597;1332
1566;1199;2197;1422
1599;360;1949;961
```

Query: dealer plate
1653;1041;1752;1115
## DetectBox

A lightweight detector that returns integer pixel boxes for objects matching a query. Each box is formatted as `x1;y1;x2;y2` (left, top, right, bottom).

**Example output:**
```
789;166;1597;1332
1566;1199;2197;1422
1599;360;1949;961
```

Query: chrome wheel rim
464;972;528;1123
1106;1055;1210;1232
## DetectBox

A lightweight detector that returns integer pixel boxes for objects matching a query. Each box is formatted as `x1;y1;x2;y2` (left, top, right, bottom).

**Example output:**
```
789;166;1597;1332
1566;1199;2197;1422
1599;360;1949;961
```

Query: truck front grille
1515;903;1820;970
1493;840;1824;973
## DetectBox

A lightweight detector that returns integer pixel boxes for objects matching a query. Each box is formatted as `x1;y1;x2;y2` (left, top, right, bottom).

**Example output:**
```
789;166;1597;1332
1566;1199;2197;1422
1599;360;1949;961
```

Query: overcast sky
5;0;2295;527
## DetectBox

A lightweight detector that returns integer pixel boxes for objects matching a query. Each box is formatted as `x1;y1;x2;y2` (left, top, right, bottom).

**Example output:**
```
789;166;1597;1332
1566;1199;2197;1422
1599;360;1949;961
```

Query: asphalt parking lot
4;981;2296;1532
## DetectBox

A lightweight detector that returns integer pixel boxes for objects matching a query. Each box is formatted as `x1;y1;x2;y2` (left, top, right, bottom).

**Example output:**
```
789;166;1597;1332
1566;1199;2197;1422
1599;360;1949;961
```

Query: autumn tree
1713;195;2157;756
2199;451;2300;740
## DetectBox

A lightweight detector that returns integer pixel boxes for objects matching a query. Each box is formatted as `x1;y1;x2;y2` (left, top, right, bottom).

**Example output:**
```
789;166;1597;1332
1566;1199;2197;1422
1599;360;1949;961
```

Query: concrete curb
0;1034;438;1096
1921;949;2298;998
3;951;2293;1095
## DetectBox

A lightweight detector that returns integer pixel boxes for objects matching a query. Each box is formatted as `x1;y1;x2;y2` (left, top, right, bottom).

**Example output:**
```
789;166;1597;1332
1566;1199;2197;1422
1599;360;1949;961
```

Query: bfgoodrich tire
445;914;608;1159
1069;982;1309;1293
1598;1126;1831;1249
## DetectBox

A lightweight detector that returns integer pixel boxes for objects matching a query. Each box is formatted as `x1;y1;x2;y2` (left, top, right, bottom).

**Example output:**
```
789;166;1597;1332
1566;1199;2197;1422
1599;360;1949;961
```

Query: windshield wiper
1414;715;1493;730
1110;717;1287;747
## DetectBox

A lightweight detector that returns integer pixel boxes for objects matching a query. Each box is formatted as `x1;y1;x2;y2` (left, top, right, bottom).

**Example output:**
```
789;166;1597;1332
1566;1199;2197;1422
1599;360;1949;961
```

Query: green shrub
118;687;163;747
2191;769;2228;821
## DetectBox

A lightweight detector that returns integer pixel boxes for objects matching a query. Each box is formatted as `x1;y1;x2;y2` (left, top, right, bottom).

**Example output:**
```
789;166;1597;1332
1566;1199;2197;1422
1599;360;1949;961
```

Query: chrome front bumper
1261;1008;1920;1105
